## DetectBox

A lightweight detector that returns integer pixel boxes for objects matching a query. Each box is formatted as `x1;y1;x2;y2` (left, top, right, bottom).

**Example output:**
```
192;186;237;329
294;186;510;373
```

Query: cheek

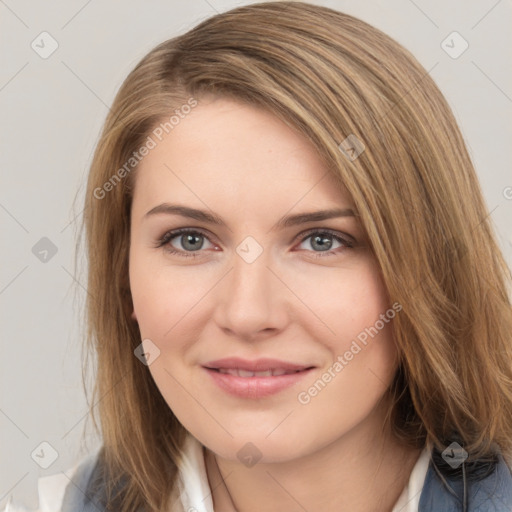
287;257;392;353
129;256;208;342
293;260;399;408
129;263;204;419
289;269;399;453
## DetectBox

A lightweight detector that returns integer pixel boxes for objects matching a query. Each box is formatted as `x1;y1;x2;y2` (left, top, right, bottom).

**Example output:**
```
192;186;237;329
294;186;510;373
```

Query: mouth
202;357;315;398
203;357;313;373
206;367;312;377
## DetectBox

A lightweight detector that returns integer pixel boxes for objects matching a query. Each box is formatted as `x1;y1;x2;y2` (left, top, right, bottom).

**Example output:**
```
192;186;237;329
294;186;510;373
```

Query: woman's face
129;96;399;463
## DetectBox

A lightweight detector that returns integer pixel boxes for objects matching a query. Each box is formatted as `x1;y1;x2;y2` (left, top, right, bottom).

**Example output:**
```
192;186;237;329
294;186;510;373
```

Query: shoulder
2;448;102;512
419;447;512;511
2;436;202;512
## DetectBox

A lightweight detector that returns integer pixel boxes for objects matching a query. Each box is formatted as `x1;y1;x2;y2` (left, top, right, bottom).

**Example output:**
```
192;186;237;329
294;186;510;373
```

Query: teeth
218;368;238;376
254;370;272;377
238;369;258;377
216;368;301;377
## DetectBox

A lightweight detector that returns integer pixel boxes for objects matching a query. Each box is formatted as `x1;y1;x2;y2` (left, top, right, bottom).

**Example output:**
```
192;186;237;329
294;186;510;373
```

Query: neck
204;402;422;512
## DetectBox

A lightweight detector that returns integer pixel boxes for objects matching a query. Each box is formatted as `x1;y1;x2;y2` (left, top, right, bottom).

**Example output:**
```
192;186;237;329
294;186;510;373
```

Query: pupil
183;234;202;251
313;234;332;251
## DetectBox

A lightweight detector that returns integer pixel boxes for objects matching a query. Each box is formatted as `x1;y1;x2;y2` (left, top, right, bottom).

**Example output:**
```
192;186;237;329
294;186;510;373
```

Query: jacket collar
419;453;512;511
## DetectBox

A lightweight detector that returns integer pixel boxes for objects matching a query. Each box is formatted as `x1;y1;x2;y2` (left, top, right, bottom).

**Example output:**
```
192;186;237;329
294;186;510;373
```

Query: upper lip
203;357;313;372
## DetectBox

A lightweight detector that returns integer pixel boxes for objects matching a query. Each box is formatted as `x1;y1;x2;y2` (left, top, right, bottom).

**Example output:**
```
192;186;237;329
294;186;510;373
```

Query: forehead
132;96;352;215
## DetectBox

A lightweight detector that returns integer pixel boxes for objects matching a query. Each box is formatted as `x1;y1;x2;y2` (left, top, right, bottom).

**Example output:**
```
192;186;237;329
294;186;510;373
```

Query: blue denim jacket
59;448;512;511
418;452;512;511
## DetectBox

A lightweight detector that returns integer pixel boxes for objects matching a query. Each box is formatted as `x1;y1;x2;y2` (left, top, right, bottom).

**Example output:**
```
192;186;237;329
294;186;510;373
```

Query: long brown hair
79;2;512;510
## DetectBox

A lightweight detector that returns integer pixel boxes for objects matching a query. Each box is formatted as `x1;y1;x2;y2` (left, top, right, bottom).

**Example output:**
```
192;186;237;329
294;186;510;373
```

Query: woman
6;2;512;511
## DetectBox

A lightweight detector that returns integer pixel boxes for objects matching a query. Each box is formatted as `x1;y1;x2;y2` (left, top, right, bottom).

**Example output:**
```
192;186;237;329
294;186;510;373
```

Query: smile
202;357;315;398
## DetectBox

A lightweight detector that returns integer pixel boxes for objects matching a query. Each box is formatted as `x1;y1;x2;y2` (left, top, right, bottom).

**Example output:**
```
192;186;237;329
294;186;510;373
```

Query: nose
212;245;289;341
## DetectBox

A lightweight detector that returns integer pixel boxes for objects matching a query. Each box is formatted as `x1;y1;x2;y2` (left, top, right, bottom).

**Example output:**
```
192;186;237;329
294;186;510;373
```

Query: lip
203;357;315;399
203;357;311;372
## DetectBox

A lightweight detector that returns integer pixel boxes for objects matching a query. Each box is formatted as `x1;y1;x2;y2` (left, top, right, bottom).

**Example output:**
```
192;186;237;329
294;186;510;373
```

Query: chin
195;424;322;465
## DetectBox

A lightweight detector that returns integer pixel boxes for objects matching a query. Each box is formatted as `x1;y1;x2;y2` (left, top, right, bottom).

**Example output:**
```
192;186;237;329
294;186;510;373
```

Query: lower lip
203;367;314;398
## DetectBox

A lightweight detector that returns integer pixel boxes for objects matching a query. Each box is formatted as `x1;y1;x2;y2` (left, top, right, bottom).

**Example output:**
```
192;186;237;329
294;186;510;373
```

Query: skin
129;96;421;511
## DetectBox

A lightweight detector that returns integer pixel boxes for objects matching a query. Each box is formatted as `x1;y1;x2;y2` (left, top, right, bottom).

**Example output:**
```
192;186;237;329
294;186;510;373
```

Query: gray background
1;0;511;508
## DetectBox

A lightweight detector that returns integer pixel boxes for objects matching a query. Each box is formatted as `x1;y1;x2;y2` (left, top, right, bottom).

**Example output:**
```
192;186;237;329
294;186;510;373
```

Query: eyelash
155;227;355;259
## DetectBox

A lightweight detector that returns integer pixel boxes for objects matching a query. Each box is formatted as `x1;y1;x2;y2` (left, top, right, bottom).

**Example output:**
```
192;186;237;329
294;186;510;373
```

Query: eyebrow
144;203;357;231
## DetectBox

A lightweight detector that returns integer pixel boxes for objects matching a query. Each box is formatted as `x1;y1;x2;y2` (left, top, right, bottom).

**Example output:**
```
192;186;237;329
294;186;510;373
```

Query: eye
295;229;354;258
155;227;355;259
156;228;216;258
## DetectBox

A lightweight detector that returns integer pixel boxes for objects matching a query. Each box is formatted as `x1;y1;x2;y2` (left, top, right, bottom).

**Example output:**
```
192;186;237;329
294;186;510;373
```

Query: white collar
391;446;431;511
176;434;215;512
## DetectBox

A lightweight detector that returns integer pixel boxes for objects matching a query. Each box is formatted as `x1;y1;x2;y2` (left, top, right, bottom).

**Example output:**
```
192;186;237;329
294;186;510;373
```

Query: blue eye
295;229;354;258
156;228;355;259
157;229;214;258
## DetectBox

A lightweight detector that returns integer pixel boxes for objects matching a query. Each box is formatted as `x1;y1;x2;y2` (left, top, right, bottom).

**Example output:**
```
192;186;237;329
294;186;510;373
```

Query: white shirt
3;434;431;511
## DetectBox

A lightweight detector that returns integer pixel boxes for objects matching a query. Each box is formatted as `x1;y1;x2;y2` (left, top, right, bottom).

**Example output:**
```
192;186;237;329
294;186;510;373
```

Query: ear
131;309;138;321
